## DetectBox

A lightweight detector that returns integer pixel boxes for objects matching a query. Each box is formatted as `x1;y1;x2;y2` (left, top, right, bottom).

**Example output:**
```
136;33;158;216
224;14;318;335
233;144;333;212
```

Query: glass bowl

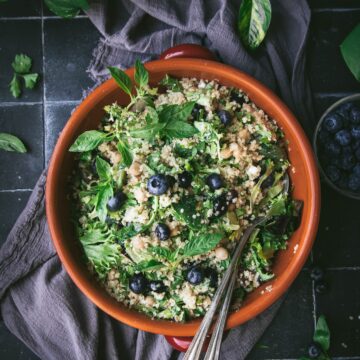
313;93;360;200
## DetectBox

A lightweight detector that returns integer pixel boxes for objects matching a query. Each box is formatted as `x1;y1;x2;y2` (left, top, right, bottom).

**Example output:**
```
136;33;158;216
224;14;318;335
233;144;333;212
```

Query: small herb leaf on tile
11;54;32;74
23;73;40;89
108;66;133;96
9;75;21;98
0;133;27;153
44;0;89;19
340;23;360;82
313;315;330;352
237;0;272;50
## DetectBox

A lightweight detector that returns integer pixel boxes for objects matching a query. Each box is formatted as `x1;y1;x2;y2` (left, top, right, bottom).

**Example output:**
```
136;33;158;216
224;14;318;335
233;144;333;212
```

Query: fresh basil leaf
129;123;165;140
12;54;32;74
108;66;133;96
23;73;39;89
69;130;108;152
96;156;111;181
117;139;133;167
148;246;174;261
238;0;272;50
9;74;21;98
95;183;113;222
158;102;195;124
135;259;164;272
44;0;89;18
116;224;138;241
160;75;182;92
313;315;330;352
173;196;202;230
134;59;149;88
182;232;223;257
165;120;199;139
340;23;360;82
0;133;27;153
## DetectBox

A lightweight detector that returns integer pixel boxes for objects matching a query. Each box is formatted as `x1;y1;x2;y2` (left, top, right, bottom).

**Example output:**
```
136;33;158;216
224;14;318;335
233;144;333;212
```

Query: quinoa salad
69;61;302;322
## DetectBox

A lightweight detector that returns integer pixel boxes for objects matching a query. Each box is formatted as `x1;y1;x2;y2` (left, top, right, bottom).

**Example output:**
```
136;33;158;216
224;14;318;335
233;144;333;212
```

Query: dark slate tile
309;0;360;8
0;20;42;102
0;0;41;17
45;103;78;163
0;323;39;360
313;183;360;268
308;10;360;93
44;18;98;101
316;269;360;357
247;271;314;359
0;105;43;189
0;191;30;245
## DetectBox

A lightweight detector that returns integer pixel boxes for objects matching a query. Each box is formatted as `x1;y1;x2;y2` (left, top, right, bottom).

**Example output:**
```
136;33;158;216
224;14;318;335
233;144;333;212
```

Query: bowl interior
46;59;320;336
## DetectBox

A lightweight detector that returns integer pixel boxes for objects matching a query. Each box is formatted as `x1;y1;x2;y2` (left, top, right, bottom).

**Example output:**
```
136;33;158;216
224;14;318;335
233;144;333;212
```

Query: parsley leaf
182;232;223;257
9;75;21;98
108;66;133;96
117;139;133;167
44;0;89;18
12;54;32;74
69;130;109;152
148;246;176;262
313;315;330;352
23;73;39;89
0;133;27;153
134;59;149;88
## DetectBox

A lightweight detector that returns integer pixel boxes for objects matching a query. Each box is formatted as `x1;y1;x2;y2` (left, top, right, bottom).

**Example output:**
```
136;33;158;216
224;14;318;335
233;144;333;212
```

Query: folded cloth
0;0;313;359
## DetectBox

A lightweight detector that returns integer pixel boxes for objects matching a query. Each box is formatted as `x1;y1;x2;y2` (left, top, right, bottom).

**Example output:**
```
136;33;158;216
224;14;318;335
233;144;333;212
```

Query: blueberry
147;174;169;195
186;266;204;285
155;223;170;241
351;125;360;139
356;147;360;161
339;154;355;170
148;280;166;293
336;102;353;119
261;172;275;189
166;175;176;187
308;342;322;358
129;274;148;294
205;268;218;288
107;191;127;212
323;113;343;133
348;173;360;192
353;163;360;176
206;173;224;191
213;194;228;217
350;105;360;124
317;129;331;145
310;266;324;282
217;110;232;126
352;139;360;150
325;165;340;183
323;141;341;156
192;103;205;119
335;130;351;146
226;189;238;204
178;171;192;188
230;90;247;105
315;281;327;294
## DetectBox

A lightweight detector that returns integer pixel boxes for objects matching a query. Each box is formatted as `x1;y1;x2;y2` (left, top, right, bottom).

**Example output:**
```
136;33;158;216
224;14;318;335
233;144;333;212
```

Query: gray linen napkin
0;1;313;359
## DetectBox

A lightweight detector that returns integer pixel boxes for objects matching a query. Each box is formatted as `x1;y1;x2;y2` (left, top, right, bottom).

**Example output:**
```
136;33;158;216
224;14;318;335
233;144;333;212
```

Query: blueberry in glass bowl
314;94;360;199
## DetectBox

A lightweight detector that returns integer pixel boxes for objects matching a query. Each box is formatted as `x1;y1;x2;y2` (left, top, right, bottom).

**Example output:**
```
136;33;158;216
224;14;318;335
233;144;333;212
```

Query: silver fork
183;174;290;360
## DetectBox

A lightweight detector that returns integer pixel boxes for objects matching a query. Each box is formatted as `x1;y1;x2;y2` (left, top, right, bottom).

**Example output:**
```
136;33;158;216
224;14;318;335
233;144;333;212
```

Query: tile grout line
41;1;46;169
0;100;81;106
311;278;317;333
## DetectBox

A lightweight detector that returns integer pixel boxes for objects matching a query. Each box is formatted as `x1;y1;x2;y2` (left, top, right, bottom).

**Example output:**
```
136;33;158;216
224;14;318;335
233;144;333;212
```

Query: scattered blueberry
148;280;166;293
336;102;352;119
129;274;148;294
230;90;247;105
323;141;341;156
213;194;228;217
226;189;238;204
147;174;169;195
205;268;218;288
335;129;351;146
317;129;331;145
178;171;192;188
325;165;340;183
348;173;360;192
206;173;224;191
339;153;355;170
356;147;360;161
166;175;176;187
351;125;360;139
350;105;360;124
323;113;343;133
107;191;127;212
315;281;327;294
186;266;204;285
310;266;324;282
217;110;232;126
192;103;205;119
155;223;171;241
308;342;322;358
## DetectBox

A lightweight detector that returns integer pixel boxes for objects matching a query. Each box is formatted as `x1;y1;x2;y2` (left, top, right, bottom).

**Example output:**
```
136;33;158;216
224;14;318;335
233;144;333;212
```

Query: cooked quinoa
69;64;302;322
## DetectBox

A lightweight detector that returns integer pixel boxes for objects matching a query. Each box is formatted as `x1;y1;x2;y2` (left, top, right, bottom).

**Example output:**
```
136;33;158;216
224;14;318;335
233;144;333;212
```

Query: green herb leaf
134;59;149;88
0;133;27;153
12;54;32;74
116;225;138;241
160;75;181;92
95;183;113;222
182;232;223;257
23;73;39;89
129;122;166;140
165;120;199;139
108;66;133;96
158;102;195;124
69;130;108;152
267;194;286;217
173;196;202;230
148;247;174;261
238;0;272;50
340;23;360;82
96;156;111;181
9;74;21;98
313;315;330;352
135;259;164;272
117;139;133;167
44;0;89;18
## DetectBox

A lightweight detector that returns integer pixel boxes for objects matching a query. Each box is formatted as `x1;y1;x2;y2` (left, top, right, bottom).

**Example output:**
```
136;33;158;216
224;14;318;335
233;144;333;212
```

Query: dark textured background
0;1;359;359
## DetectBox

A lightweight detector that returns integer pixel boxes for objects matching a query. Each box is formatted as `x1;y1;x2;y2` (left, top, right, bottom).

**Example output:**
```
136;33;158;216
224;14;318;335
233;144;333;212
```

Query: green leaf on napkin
340;23;360;82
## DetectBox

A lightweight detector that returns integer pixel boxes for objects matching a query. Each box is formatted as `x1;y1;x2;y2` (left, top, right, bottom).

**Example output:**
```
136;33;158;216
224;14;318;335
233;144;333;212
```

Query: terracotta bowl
46;45;320;338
